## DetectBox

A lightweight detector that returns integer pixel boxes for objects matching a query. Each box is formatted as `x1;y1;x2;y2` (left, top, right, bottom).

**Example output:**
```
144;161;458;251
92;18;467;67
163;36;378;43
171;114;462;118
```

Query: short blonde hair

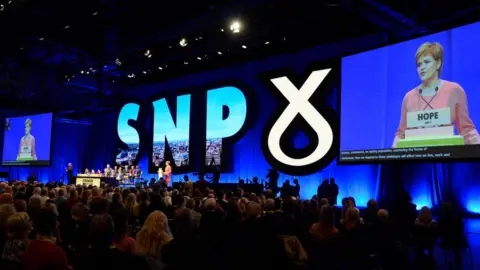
25;118;32;127
416;42;444;76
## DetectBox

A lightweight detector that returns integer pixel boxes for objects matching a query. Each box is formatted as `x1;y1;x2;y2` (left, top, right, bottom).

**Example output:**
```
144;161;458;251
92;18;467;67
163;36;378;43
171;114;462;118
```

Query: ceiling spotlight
184;62;188;65
265;41;270;45
158;67;163;70
148;54;152;58
128;73;135;78
65;25;70;29
19;47;24;50
242;45;247;49
80;70;84;74
92;12;98;16
0;5;4;11
144;49;151;57
143;71;147;74
112;80;115;83
39;37;44;41
197;56;202;60
220;29;224;32
8;1;11;4
86;71;90;75
179;38;187;47
217;51;222;55
230;21;241;33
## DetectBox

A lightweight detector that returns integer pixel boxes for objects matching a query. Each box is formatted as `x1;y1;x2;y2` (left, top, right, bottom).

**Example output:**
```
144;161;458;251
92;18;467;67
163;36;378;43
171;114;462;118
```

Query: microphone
419;86;439;110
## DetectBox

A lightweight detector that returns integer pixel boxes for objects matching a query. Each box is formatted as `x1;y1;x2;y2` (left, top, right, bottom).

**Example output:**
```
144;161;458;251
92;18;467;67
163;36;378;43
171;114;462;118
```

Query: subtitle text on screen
339;147;453;161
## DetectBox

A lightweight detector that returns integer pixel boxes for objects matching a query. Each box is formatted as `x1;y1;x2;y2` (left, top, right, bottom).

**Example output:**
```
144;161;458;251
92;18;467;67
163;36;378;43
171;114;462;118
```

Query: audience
0;179;470;270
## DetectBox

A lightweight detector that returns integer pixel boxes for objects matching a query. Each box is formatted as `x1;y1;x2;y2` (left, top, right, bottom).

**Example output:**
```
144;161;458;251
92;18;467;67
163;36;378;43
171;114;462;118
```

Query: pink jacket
393;80;480;147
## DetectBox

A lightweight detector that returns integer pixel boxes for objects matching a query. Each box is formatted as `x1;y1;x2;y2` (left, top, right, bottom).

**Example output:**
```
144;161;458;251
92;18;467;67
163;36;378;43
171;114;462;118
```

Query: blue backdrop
2;113;53;162
0;23;479;215
341;22;480;150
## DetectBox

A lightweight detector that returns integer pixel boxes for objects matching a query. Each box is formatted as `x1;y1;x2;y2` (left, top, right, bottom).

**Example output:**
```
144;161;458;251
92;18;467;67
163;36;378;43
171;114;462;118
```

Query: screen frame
1;112;54;167
337;21;480;165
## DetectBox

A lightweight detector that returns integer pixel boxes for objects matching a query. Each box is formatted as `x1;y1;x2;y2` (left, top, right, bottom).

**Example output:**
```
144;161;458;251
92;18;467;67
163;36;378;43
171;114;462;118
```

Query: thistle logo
261;68;338;175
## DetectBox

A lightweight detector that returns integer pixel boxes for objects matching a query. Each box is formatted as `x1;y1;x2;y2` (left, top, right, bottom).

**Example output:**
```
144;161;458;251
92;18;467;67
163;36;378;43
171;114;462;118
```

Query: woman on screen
393;42;480;147
17;118;37;160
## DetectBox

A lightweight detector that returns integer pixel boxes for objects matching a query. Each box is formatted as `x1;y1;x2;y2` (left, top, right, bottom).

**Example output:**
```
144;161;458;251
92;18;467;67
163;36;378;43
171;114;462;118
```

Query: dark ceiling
0;0;479;117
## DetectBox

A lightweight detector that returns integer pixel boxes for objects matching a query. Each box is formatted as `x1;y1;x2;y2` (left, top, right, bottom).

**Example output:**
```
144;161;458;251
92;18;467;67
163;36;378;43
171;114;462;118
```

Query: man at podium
17;118;37;161
393;42;480;148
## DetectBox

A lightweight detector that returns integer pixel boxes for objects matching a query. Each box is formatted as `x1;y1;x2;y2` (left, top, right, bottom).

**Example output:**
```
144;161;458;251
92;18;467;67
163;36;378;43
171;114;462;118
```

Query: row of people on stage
81;165;142;182
69;160;173;185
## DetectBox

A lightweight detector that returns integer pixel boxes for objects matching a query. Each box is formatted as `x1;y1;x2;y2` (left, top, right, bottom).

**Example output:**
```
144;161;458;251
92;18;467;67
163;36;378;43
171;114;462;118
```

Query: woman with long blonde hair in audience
136;211;172;264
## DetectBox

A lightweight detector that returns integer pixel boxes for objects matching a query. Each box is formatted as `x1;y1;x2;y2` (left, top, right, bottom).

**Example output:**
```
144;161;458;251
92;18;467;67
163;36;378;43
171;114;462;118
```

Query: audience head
171;194;184;207
0;193;13;204
367;199;377;211
172;208;194;236
43;203;58;216
245;201;261;219
319;198;329;207
264;199;275;212
419;206;432;222
89;197;109;215
204;198;217;211
7;212;31;239
33;208;57;237
113;208;129;239
90;214;115;248
136;211;172;258
319;204;335;227
71;203;89;221
0;204;16;231
185;198;195;210
378;209;389;218
344;207;361;228
14;200;27;213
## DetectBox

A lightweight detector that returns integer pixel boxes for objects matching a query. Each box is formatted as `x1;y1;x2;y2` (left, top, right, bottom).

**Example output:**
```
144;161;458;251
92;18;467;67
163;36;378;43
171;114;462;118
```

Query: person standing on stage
105;164;112;177
128;166;135;183
157;167;164;182
164;160;172;186
65;163;74;184
134;165;141;179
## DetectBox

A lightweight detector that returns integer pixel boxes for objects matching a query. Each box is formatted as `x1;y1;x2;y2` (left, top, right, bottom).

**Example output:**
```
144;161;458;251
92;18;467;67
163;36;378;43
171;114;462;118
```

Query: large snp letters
117;87;248;169
117;103;140;145
206;87;247;166
152;94;191;167
116;103;141;166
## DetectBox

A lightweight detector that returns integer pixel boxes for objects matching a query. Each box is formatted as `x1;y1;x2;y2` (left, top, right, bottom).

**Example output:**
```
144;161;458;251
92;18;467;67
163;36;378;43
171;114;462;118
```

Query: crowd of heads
0;179;467;270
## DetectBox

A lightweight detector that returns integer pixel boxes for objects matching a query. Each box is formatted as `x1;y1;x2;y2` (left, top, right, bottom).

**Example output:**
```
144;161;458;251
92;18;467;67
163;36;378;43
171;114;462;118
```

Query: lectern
397;107;464;148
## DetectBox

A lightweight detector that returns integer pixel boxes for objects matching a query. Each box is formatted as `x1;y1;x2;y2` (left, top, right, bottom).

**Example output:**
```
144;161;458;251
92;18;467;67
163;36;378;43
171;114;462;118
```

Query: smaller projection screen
2;112;53;166
340;22;480;162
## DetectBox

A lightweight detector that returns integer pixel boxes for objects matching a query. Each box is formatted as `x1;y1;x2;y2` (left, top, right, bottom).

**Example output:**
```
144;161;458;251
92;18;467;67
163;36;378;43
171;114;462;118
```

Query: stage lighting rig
230;21;241;33
179;38;187;47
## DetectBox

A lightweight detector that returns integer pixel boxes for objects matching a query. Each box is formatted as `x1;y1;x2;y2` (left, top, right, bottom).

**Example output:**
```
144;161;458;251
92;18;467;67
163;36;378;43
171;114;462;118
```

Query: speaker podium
396;107;465;148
